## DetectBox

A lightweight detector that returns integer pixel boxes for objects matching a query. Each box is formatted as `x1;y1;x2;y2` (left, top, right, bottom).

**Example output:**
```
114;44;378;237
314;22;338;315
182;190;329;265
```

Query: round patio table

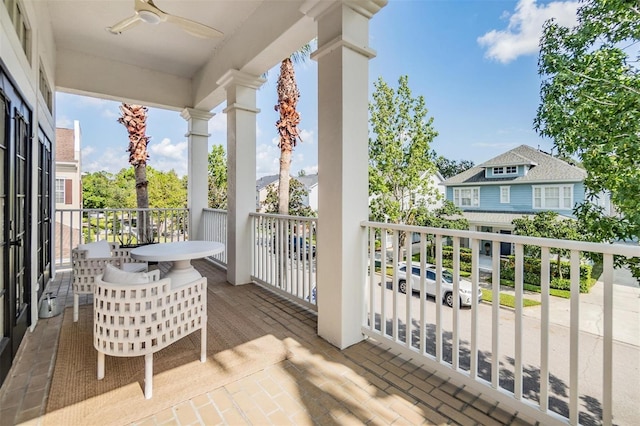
130;240;224;287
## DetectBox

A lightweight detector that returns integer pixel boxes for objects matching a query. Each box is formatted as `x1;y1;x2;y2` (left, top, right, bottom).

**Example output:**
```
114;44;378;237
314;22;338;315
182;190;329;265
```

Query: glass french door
0;68;32;387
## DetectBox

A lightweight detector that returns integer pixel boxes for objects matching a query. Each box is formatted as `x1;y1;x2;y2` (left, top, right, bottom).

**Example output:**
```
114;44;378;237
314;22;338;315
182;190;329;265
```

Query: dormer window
492;166;517;175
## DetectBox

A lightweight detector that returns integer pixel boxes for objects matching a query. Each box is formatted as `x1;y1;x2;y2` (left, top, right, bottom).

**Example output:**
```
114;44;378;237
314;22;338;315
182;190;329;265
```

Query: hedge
427;247;594;293
500;256;593;293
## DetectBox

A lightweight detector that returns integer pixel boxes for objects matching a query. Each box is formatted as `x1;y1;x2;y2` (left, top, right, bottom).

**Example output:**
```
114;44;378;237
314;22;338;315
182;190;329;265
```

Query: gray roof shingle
443;144;586;185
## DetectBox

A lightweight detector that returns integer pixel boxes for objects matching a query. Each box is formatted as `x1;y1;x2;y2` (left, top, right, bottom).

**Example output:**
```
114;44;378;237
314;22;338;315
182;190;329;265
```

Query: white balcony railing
362;221;640;426
202;208;227;266
55;208;638;424
250;212;317;311
54;208;189;267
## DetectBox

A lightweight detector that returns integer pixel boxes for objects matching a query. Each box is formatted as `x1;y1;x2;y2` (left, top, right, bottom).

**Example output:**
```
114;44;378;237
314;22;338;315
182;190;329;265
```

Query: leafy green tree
435;156;475;179
82;171;117;209
417;200;469;230
512;211;583;278
369;75;440;248
264;178;315;217
413;200;469;258
208;144;227;209
146;168;186;208
535;0;640;277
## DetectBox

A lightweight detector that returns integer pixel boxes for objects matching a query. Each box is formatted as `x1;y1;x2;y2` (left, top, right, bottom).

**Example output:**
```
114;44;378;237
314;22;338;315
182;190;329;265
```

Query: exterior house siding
442;145;591;234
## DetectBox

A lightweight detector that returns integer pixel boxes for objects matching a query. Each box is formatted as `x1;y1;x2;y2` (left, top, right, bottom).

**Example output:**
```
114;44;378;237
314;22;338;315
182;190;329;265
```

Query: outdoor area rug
43;292;289;425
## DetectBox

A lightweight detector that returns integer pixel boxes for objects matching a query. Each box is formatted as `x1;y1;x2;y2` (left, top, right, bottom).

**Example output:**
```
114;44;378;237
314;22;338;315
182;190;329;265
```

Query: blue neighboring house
442;144;598;255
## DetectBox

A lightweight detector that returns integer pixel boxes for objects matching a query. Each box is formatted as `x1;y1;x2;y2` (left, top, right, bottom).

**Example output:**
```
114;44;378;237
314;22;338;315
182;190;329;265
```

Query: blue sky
55;0;580;178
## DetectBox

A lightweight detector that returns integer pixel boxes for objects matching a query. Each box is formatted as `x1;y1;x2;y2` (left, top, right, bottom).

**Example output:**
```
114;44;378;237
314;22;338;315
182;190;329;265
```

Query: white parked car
396;262;482;308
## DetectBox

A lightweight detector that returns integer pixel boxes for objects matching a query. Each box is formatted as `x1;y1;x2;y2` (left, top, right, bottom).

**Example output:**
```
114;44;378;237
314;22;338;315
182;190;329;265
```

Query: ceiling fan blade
165;14;223;38
107;14;143;34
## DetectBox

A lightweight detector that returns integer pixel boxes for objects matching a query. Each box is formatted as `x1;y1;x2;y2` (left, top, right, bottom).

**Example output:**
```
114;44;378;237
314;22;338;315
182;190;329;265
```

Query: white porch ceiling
42;0;317;111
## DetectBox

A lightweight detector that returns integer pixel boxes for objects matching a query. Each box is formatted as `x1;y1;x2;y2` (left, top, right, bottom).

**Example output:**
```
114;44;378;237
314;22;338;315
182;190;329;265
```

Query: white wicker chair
93;269;207;399
72;241;147;322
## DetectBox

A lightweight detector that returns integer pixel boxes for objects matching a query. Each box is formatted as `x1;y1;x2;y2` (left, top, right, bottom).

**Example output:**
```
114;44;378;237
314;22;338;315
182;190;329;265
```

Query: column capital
180;108;214;122
311;35;377;62
301;0;387;20
217;70;266;91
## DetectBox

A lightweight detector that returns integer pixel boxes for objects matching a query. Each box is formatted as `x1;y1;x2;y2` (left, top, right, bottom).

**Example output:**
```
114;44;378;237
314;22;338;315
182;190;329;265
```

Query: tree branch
566;68;640;95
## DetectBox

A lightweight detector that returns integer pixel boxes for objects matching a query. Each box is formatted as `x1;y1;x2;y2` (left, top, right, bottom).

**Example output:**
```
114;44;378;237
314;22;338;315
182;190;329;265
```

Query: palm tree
275;45;311;215
118;103;151;243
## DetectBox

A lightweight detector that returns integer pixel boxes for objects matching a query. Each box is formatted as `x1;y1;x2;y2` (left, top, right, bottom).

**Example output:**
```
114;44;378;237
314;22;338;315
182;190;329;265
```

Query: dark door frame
0;63;33;387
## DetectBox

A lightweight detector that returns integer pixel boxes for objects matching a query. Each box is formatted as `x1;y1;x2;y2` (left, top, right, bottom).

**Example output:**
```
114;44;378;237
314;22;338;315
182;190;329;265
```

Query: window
55;179;65;204
500;186;510;203
493;166;517;175
533;185;573;209
39;62;52;113
453;187;479;207
3;0;31;61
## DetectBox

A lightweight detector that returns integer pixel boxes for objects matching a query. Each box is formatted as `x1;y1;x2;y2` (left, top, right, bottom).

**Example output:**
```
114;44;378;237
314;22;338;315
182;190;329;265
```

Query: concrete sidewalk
489;276;639;347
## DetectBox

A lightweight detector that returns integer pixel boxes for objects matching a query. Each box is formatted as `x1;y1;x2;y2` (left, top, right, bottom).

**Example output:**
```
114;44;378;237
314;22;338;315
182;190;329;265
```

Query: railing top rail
203;208;227;213
361;220;640;257
250;212;318;222
57;208;188;213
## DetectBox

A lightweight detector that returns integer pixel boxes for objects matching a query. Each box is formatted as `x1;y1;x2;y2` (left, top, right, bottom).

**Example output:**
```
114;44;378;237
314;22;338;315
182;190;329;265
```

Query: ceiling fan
106;0;223;39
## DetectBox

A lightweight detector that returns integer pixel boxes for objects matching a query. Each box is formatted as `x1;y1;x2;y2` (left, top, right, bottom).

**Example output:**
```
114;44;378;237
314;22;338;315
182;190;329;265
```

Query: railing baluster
452;236;460;370
569;249;580;425
369;227;376;331
514;243;524;400
405;231;412;348
491;239;500;389
435;234;443;363
470;237;479;379
392;229;399;342
540;247;550;413
419;232;427;356
602;253;613;426
381;229;388;336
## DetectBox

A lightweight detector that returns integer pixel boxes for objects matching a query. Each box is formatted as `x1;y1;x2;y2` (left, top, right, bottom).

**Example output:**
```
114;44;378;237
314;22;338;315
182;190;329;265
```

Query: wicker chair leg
144;353;153;399
73;294;79;322
200;326;206;363
97;352;105;380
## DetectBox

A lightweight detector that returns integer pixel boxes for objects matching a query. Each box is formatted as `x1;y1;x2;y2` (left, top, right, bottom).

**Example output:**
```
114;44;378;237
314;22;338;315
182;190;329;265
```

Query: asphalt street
370;275;639;425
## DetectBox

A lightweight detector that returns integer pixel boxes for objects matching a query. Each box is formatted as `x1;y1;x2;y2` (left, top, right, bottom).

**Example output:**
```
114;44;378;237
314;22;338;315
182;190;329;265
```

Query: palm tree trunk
275;57;301;215
118;103;151;243
278;150;291;215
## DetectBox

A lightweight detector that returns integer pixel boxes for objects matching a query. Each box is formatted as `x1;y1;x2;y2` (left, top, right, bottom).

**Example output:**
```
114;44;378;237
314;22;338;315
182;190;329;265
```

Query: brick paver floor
0;260;538;425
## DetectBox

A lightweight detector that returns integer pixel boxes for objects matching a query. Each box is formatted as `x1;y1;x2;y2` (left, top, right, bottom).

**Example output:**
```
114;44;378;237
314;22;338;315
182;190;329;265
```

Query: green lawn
481;289;541;308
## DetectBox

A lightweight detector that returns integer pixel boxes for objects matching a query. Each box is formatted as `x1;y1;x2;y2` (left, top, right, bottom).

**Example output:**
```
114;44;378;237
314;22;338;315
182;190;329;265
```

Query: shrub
500;255;593;293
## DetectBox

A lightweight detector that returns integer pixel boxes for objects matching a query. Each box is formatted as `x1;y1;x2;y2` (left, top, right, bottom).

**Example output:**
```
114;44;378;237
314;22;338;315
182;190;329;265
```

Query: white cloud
208;112;227;134
76;96;113;108
150;137;187;158
303;164;318;175
81;146;95;157
299;128;314;145
82;148;129;174
56;116;72;128
256;143;280;177
102;109;119;120
477;0;579;63
147;138;188;176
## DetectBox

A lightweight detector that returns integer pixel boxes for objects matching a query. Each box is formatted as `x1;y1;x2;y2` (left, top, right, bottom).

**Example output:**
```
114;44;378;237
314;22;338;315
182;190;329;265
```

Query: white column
218;70;265;285
308;0;386;349
180;108;214;240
